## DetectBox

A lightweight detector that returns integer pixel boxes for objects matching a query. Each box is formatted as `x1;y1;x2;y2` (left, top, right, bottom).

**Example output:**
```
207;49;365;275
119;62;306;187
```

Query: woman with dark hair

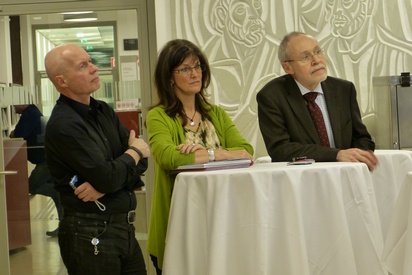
146;39;254;274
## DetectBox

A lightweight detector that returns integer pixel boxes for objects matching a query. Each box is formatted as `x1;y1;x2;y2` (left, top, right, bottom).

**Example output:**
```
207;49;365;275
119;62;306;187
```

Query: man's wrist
128;146;144;160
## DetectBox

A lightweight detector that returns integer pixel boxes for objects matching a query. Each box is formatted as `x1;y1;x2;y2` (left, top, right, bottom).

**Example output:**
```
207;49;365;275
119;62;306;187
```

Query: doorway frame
0;1;157;274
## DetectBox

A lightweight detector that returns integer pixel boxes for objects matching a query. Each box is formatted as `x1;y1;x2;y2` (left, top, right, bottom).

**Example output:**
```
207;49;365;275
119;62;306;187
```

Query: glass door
31;10;140;116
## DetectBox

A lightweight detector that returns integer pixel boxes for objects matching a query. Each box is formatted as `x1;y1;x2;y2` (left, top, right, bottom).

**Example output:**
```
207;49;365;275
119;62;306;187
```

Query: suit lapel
284;75;320;143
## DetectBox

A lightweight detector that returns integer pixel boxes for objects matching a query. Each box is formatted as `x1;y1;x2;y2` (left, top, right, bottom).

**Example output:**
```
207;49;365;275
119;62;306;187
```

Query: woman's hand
176;144;253;163
215;149;253;161
176;143;204;154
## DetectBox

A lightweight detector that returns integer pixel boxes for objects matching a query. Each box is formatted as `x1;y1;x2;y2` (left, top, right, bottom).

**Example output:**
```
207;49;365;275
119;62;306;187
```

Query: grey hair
278;31;306;63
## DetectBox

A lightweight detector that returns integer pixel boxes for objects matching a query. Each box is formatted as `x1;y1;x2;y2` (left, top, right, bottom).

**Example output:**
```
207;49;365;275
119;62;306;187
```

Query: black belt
64;210;136;224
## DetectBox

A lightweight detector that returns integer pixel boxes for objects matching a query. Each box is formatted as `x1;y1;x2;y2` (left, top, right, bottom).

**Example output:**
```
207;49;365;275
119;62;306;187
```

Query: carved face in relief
325;0;373;38
225;0;265;46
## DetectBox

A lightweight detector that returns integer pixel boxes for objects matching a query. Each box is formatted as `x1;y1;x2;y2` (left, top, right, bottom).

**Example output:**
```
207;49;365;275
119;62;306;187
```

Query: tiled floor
9;195;67;275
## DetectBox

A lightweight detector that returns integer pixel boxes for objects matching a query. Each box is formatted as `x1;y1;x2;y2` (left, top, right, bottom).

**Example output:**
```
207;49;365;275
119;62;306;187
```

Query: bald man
44;44;150;275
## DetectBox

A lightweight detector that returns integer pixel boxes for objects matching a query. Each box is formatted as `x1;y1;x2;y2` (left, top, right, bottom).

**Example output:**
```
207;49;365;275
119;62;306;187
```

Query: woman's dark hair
150;39;212;124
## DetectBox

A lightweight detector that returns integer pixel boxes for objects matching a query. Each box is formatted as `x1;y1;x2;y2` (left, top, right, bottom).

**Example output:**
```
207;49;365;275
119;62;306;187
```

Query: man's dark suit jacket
257;74;375;162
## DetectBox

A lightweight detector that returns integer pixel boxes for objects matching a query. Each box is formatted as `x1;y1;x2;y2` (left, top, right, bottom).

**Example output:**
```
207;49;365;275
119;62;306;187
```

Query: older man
257;31;377;170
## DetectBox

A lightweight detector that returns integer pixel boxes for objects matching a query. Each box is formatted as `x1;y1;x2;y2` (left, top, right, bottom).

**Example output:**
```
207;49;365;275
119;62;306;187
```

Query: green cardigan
146;104;254;269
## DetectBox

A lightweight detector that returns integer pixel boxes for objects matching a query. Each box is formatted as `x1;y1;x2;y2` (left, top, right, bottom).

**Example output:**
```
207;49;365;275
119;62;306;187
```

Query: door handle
0;171;17;175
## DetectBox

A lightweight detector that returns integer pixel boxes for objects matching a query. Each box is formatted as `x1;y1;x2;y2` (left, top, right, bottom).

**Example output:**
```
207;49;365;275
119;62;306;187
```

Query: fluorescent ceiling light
62;11;93;15
64;13;97;22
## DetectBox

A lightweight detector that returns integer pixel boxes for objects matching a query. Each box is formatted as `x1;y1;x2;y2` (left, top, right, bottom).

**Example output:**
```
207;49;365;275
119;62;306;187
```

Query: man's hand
128;130;150;158
74;182;104;202
336;148;378;171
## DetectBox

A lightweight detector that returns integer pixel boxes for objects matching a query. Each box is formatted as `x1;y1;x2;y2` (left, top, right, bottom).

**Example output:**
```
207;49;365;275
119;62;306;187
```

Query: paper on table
172;158;253;173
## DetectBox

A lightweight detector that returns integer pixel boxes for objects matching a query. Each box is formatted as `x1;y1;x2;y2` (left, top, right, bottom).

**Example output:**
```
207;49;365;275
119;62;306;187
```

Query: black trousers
29;162;63;219
59;215;146;275
150;255;162;275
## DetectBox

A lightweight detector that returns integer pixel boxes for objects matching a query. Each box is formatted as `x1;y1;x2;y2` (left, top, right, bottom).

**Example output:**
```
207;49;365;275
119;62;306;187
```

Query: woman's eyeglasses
173;64;206;75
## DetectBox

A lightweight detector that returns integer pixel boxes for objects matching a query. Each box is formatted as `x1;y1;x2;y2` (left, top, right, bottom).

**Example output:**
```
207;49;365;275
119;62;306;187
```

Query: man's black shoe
46;227;59;237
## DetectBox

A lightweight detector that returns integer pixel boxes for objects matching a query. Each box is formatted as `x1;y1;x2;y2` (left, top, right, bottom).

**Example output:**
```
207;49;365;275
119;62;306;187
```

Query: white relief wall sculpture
204;0;286;158
170;0;292;157
164;0;412;156
300;0;412;133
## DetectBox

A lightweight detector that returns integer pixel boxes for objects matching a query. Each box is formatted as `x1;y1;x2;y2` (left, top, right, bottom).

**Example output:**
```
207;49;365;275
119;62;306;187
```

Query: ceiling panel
36;25;114;68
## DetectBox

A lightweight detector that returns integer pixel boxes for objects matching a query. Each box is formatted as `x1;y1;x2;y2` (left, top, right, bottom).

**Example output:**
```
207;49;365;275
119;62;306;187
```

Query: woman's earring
171;82;174;87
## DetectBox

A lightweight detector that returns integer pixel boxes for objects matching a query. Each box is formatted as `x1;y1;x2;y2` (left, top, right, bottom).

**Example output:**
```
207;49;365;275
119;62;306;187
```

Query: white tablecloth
163;162;387;275
372;150;412;239
256;150;412;241
382;171;412;275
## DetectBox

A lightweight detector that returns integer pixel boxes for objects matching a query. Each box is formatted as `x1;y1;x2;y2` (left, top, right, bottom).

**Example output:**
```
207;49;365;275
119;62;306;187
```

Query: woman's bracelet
128;146;144;160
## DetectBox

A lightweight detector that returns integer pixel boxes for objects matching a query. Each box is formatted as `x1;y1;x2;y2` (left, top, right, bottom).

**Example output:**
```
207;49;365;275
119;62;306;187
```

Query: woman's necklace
184;110;197;126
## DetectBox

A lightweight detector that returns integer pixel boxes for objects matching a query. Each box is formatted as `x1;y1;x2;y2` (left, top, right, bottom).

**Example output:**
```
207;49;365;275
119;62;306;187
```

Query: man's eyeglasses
173;64;206;75
284;48;325;64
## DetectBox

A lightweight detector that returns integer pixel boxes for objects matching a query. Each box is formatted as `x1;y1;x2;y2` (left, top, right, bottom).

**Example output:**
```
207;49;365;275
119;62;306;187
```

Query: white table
256;150;412;241
163;162;387;275
382;171;412;275
371;150;412;239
